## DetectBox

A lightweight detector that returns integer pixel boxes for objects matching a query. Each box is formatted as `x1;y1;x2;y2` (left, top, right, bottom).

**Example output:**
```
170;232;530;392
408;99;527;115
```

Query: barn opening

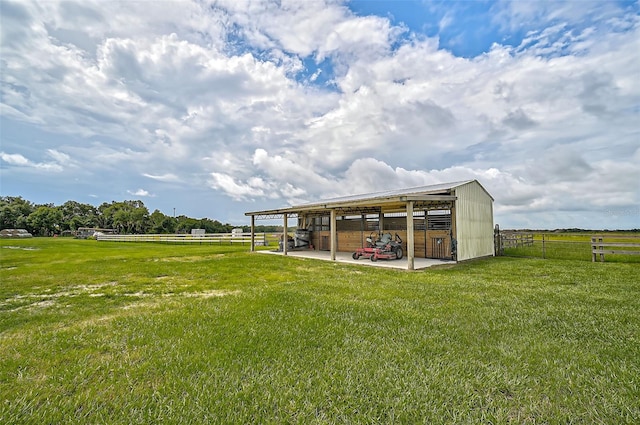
245;180;494;270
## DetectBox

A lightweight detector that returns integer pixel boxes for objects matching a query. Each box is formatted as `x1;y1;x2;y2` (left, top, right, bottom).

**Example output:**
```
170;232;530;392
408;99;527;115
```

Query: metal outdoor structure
245;180;494;270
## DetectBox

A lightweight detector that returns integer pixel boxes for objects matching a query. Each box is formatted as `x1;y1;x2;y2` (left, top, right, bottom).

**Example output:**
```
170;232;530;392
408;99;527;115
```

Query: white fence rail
591;235;640;262
97;232;268;246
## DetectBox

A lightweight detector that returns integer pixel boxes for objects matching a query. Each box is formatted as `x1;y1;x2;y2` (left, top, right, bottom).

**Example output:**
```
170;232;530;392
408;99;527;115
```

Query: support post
283;214;288;256
250;215;255;252
406;201;415;270
378;211;384;234
494;224;501;256
330;209;337;261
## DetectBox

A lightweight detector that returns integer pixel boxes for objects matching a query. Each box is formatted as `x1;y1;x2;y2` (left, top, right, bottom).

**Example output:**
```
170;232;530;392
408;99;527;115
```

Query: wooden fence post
591;236;604;262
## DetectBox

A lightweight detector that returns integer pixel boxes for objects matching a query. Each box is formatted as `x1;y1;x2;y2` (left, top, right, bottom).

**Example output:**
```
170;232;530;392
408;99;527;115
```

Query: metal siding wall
454;182;494;261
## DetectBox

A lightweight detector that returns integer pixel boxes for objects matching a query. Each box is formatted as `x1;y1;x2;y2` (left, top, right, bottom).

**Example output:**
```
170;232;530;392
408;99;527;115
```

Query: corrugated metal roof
245;180;491;217
294;180;474;207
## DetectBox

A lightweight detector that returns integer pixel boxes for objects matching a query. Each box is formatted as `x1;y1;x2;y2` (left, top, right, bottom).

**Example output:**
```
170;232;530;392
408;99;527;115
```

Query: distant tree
96;202;115;229
197;218;215;233
175;216;197;234
112;208;133;234
59;200;98;231
149;209;176;234
1;196;253;236
27;206;63;236
129;201;149;233
107;200;149;234
198;218;230;233
218;221;234;233
0;196;35;230
172;217;236;234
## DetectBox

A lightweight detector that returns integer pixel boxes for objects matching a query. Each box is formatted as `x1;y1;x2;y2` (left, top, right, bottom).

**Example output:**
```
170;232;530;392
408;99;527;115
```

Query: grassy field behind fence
1;238;639;424
501;232;640;262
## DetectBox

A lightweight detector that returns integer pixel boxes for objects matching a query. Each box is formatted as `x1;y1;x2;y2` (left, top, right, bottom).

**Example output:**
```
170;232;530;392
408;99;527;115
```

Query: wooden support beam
406;201;415;270
283;214;288;256
330;209;337;261
250;215;255;252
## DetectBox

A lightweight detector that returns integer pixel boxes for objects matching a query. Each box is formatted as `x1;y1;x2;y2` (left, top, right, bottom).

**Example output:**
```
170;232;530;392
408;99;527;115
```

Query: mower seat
376;233;392;247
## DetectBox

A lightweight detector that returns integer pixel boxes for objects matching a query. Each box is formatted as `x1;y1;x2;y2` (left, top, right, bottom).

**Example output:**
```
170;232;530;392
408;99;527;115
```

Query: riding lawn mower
352;232;404;262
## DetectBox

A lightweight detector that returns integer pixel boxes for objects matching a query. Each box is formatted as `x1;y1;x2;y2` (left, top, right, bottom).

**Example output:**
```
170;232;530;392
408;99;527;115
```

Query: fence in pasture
97;232;269;246
495;231;640;263
499;232;534;249
591;235;640;262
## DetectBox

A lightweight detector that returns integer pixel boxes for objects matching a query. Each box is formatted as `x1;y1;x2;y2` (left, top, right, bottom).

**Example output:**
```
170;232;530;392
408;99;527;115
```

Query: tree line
0;197;280;237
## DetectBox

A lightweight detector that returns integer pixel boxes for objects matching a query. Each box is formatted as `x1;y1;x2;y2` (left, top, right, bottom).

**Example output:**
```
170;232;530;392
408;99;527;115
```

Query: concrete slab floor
256;249;456;270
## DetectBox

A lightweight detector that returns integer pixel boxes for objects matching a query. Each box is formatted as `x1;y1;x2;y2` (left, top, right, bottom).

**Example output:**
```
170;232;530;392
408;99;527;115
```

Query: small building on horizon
76;227;117;239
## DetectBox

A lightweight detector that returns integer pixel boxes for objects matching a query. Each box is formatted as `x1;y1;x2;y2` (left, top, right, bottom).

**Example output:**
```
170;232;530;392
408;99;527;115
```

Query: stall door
429;235;452;260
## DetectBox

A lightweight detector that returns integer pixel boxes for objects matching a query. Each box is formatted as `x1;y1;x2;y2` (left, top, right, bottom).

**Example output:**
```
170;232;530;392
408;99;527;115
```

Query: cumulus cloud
1;0;638;228
127;189;154;197
209;172;266;201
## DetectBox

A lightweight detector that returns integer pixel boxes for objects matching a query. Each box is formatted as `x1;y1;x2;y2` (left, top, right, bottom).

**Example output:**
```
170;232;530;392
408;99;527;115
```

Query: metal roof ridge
244;180;489;216
295;179;474;207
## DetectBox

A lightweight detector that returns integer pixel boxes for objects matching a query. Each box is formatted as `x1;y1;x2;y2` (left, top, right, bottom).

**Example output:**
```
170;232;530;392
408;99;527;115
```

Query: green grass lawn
1;238;639;424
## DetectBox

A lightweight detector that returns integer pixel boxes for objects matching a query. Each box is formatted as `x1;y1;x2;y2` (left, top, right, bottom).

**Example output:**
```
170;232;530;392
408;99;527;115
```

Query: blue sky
1;0;639;229
350;0;500;57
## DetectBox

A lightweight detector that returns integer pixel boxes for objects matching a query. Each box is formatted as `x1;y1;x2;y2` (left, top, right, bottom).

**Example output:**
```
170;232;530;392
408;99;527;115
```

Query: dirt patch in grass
154;254;226;263
73;291;240;328
182;289;240;298
120;300;160;311
1;282;121;311
120;290;240;299
26;300;56;310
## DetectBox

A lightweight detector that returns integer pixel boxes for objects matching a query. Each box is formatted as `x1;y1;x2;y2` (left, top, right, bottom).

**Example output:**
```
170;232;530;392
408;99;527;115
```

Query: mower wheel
395;247;403;260
370;255;378;262
352;252;359;260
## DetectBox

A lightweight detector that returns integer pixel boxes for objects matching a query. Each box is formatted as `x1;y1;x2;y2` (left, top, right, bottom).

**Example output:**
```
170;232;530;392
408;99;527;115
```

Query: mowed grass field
1;239;638;424
501;232;640;262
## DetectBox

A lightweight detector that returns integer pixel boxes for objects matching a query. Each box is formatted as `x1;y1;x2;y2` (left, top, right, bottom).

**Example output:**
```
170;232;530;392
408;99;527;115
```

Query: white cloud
46;149;71;164
143;173;180;183
317;14;400;61
127;189;154;197
0;151;64;172
1;0;638;228
209;172;266;201
1;152;31;167
491;0;628;34
214;0;351;57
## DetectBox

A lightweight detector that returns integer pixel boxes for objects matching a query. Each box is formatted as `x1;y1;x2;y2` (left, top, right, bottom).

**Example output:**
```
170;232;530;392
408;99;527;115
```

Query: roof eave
245;194;457;217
